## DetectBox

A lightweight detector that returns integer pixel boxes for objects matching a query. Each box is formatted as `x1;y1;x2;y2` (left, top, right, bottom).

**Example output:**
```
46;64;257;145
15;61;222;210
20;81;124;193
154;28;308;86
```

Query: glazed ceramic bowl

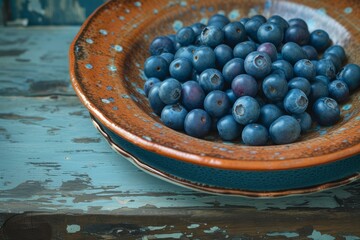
70;0;360;197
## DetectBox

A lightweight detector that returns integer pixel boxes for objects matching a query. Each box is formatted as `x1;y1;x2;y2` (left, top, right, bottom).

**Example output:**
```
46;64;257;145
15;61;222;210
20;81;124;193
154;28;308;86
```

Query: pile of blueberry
142;13;360;145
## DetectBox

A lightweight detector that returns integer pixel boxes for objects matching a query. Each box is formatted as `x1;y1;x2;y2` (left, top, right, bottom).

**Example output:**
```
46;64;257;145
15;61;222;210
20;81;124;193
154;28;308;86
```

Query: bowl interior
71;0;360;170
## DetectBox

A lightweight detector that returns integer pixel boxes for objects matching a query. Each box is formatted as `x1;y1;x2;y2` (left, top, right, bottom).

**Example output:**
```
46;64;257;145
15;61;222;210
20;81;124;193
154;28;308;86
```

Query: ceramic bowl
69;0;360;197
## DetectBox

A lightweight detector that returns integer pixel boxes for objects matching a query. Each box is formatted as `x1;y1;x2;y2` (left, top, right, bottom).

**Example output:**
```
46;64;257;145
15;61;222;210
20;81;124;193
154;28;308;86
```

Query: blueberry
174;46;195;61
222;58;245;83
312;97;340;126
200;25;224;48
269;115;301;144
184;109;212;138
208;14;230;27
232;96;260;125
288;18;308;30
176;27;196;46
267;15;289;31
161;104;188;130
251;15;267;23
148;83;166;115
302;45;318;60
242;123;269;146
316;59;336;80
181;80;205;110
190;22;206;36
314;75;330;86
199;68;224;93
231;74;258;97
144;77;161;97
323;53;342;72
223;21;247;48
337;63;360;91
239;17;250;25
309;29;330;52
292;112;312;132
160;52;175;64
309;81;329;103
144;55;170;80
324;45;346;63
281;42;308;65
193;46;216;72
225;89;237;105
284;26;310;46
283;89;309;114
204;90;231;118
169;57;193;82
288;77;311;96
158;78;182;104
233;41;257;59
294;59;316;81
149;36;175;55
217;115;242;141
262;73;288;101
244;51;272;79
214;44;233;69
328;80;349;103
245;18;263;42
257;23;284;46
259;103;284;128
257;42;277;62
271;60;294;80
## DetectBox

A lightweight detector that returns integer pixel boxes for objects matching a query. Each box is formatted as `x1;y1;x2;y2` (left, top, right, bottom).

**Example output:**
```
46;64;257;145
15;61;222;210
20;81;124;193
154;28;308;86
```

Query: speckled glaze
70;0;360;195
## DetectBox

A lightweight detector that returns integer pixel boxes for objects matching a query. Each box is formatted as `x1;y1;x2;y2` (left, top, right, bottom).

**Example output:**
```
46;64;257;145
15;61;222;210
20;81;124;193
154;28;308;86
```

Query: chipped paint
153;233;183;239
342;104;352;111
307;230;335;240
113;45;123;52
187;224;200;229
267;232;299;238
108;65;117;72
86;38;94;44
344;7;353;14
228;9;240;21
204;226;220;233
344;236;360;240
99;29;108;35
66;224;81;233
148;225;167;231
85;63;93;69
172;20;183;32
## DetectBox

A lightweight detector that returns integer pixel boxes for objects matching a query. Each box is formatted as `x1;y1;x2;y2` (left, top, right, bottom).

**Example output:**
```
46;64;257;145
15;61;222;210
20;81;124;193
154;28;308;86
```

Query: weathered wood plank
1;95;360;215
0;27;79;96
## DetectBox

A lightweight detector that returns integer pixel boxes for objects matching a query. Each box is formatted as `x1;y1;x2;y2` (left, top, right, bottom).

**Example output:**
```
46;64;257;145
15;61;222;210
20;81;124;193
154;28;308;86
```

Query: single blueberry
262;73;288;101
244;51;272;79
184;109;212;138
309;81;329;103
257;23;284;46
222;58;245;83
204;90;231;118
214;44;233;69
158;78;182;104
323;53;342;72
190;22;206;35
258;103;284;128
217;115;242;141
245;18;263;42
294;59;316;81
174;46;196;61
284;26;310;46
288;18;308;30
181;80;205;110
292;112;312;132
232;96;260;125
233;41;257;59
312;97;340;126
302;45;319;60
199;68;224;93
148;83;166;115
337;63;360;91
169;57;193;82
161;104;188;130
257;42;278;62
176;27;196;46
328;80;349;103
231;74;258;97
193;46;216;72
324;45;346;63
239;17;250;25
144;77;161;97
200;25;224;48
269;115;301;144
144;55;170;80
267;15;289;31
283;89;309;114
208;14;230;26
242;123;269;146
281;42;308;65
316;59;336;80
288;77;311;96
223;21;247;48
149;36;175;55
309;29;331;52
251;15;267;23
271;60;294;80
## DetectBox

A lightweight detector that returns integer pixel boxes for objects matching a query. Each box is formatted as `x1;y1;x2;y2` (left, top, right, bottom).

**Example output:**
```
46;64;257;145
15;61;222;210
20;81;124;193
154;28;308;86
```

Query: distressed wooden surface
0;26;360;239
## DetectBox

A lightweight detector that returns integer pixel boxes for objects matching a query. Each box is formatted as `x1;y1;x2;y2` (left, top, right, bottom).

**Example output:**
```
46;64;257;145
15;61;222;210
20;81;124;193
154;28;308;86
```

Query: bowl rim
69;0;360;171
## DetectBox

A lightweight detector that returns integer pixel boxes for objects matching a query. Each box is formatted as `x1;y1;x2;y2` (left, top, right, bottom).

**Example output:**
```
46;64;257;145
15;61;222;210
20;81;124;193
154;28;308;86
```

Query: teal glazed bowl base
92;116;360;197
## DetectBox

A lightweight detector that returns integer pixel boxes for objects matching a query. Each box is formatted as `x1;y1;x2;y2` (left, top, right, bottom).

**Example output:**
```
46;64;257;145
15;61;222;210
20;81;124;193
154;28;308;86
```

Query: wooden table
0;26;359;240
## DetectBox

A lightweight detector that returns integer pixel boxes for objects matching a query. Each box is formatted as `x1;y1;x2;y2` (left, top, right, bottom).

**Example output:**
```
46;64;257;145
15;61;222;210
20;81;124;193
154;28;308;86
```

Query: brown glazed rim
91;115;360;197
69;0;360;171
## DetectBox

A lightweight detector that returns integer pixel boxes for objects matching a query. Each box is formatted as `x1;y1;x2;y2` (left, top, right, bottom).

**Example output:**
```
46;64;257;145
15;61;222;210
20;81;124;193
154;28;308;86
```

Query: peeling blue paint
134;1;141;7
153;233;183;239
344;236;360;240
228;9;240;21
344;7;353;14
307;230;335;240
108;65;117;72
66;224;81;233
204;226;220;233
342;104;352;111
113;45;123;52
267;232;299;238
86;38;94;44
99;29;108;35
187;223;200;229
172;20;183;32
85;64;93;69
